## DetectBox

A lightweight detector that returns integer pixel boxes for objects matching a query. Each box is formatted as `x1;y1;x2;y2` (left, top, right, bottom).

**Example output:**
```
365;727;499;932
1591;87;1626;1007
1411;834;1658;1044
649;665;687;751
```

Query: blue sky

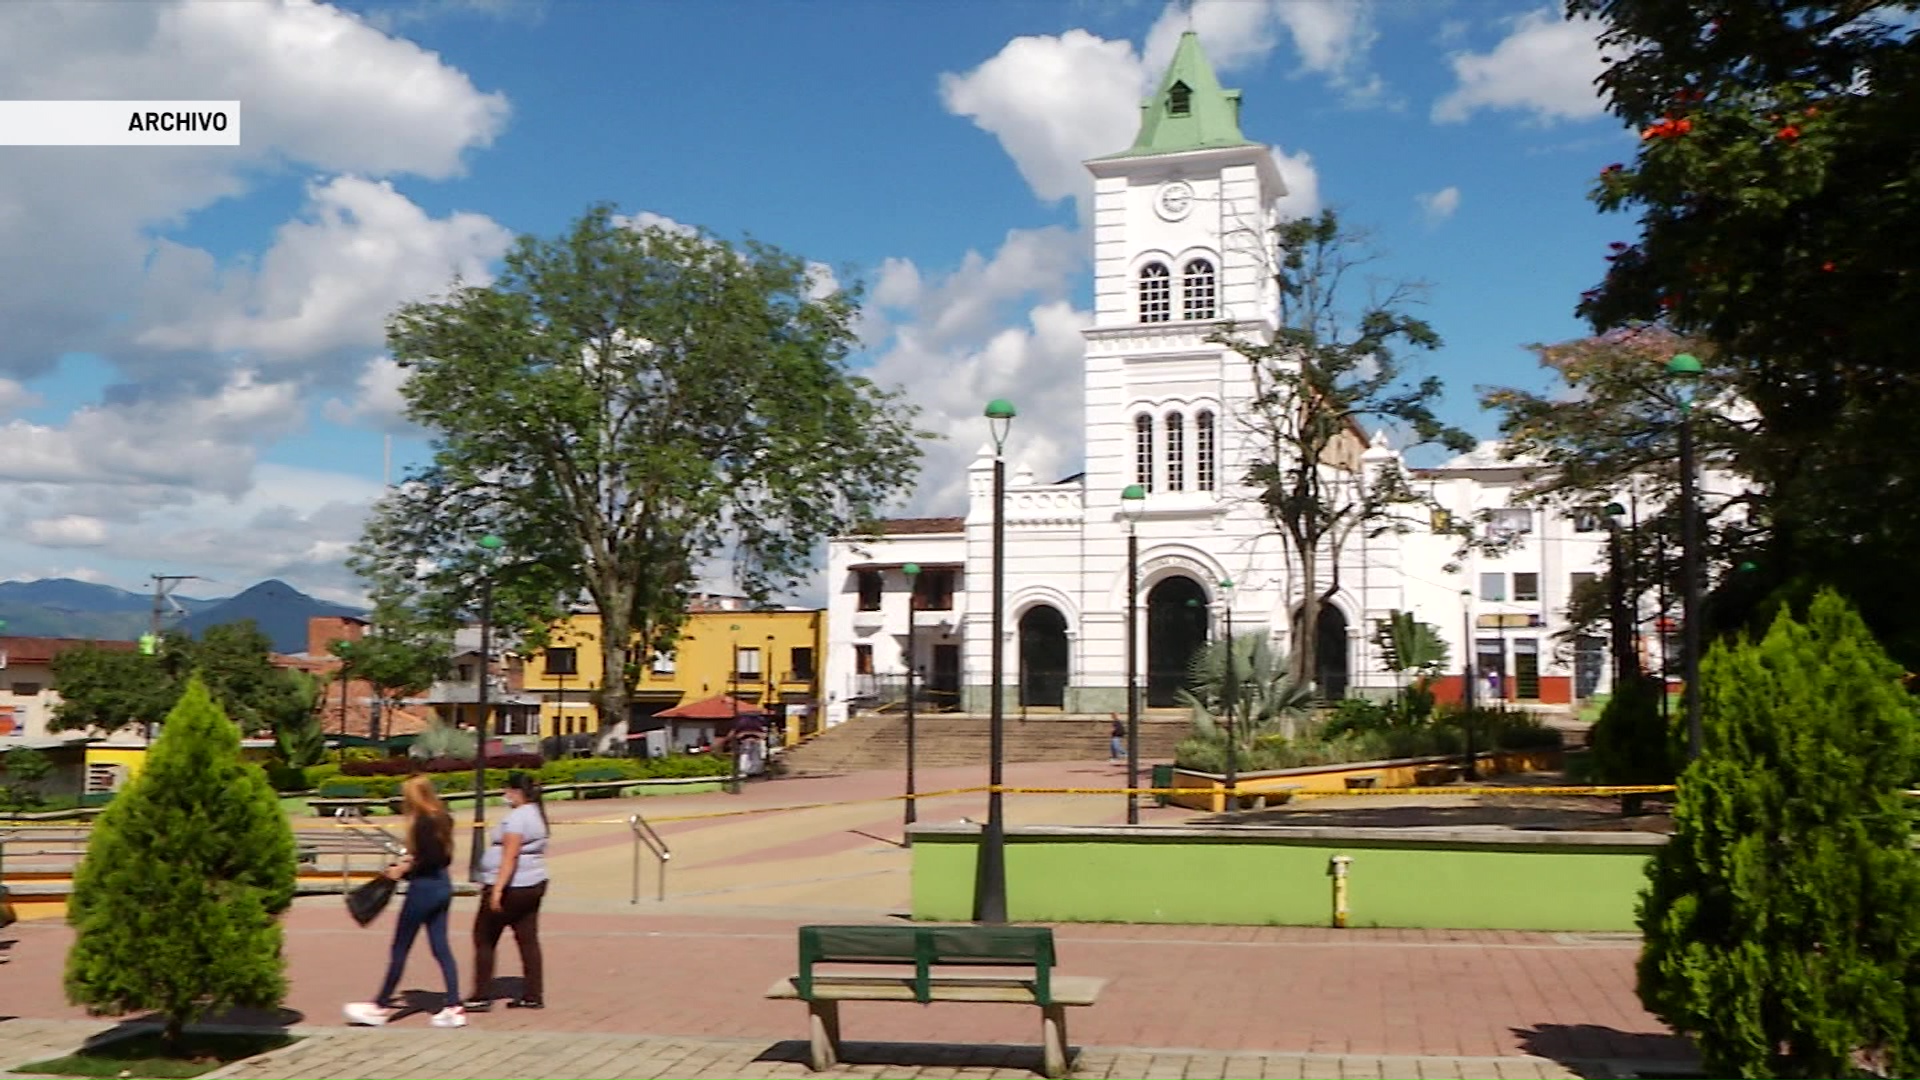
0;0;1631;604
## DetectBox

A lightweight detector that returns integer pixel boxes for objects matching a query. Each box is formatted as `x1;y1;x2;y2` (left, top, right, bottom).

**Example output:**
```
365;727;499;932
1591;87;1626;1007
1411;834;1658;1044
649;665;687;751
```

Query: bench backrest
576;768;625;782
317;782;368;798
798;924;1055;1004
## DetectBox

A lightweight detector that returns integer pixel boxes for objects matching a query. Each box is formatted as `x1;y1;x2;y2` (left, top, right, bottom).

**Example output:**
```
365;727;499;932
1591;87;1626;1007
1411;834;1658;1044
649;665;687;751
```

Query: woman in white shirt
465;771;550;1010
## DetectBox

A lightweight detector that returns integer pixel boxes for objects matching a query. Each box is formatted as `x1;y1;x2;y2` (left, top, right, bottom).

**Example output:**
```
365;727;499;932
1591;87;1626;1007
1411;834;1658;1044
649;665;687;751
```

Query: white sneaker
343;1001;391;1026
429;1006;467;1028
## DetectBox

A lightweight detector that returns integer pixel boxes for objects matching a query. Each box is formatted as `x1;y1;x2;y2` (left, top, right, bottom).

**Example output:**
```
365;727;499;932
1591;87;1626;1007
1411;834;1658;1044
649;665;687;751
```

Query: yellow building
523;605;824;750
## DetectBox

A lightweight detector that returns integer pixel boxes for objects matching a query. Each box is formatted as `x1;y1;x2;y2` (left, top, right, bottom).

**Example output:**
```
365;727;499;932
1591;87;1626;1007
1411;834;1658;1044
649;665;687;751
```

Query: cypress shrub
1589;674;1676;785
65;676;297;1047
1636;590;1920;1077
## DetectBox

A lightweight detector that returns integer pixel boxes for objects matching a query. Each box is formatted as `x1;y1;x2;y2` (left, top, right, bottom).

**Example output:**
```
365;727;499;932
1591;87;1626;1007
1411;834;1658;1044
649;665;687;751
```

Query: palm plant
1175;632;1317;746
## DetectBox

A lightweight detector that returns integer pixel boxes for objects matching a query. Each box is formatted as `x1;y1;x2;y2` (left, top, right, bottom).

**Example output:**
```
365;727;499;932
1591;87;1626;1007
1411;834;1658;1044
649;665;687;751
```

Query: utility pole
146;574;201;742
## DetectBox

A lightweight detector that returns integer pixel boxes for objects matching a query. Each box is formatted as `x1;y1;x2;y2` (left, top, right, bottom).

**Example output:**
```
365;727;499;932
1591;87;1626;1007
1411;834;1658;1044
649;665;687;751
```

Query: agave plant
409;718;480;760
1174;632;1317;745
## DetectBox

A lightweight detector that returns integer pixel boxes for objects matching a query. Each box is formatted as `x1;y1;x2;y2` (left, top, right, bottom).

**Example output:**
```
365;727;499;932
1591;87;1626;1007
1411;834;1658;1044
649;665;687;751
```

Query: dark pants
375;870;459;1008
471;880;547;1002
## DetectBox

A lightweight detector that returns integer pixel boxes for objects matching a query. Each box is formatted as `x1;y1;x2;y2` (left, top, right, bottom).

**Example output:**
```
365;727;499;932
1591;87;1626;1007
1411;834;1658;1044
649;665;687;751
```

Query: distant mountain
182;579;365;654
0;577;362;654
0;578;218;640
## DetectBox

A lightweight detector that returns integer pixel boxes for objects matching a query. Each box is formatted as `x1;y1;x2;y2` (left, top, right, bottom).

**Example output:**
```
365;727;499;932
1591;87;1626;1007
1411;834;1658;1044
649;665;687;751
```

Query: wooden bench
1344;772;1386;790
571;767;631;799
765;924;1104;1078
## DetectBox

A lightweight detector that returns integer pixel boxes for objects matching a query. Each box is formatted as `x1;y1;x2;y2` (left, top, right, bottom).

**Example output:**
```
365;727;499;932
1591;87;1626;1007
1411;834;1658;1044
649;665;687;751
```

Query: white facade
821;36;1707;724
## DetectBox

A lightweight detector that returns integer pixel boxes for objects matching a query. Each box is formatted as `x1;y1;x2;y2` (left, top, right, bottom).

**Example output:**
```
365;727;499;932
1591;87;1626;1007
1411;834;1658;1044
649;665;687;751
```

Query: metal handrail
628;811;669;904
333;807;408;889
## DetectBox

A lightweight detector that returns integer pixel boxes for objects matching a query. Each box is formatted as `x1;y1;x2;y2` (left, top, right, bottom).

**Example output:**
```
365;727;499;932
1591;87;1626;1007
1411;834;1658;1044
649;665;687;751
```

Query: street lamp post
1218;579;1237;806
974;398;1016;924
1669;353;1705;760
729;623;743;795
1459;589;1476;780
1604;501;1633;692
1120;485;1146;823
469;533;503;883
903;562;921;843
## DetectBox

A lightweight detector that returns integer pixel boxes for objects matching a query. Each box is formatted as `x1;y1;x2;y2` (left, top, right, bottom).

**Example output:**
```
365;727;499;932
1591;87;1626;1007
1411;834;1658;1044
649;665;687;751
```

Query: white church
822;33;1656;726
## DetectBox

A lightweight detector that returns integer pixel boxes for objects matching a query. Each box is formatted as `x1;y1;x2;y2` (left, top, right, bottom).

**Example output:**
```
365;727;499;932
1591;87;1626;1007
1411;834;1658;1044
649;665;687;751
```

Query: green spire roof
1100;32;1255;159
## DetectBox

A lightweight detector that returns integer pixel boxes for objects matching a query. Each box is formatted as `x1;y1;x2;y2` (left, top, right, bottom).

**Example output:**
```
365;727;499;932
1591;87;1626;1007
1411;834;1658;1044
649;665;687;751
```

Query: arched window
1139;263;1171;323
1182;258;1216;320
1196;410;1217;492
1134;413;1154;492
1165;412;1185;492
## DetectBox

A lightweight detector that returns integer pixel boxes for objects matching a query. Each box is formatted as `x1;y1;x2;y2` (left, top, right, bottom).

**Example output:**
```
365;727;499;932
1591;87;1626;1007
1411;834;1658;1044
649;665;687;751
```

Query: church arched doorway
1315;604;1350;700
1018;605;1069;708
1146;576;1210;707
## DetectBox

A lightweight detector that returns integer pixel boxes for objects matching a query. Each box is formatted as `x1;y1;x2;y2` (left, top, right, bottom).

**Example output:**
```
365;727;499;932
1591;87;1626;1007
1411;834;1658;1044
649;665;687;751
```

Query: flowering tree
1569;0;1920;663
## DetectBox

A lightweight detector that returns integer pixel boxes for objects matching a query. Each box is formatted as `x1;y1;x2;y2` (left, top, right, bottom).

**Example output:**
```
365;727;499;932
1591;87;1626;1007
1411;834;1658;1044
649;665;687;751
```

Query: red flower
1674;118;1693;134
1659;295;1677;310
1609;241;1629;251
1821;261;1837;272
1778;125;1801;141
1602;162;1625;174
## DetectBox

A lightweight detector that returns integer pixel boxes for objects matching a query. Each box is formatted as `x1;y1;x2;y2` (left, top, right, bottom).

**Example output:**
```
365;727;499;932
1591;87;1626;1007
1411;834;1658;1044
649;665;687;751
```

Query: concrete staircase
777;712;1192;776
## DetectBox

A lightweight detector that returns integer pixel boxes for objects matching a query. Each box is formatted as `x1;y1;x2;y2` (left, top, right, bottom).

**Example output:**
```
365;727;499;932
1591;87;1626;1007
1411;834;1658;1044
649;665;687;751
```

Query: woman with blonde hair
344;775;465;1028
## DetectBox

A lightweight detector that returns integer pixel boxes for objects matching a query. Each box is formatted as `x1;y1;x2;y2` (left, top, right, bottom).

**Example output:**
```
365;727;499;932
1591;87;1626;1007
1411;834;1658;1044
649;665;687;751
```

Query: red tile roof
0;636;138;666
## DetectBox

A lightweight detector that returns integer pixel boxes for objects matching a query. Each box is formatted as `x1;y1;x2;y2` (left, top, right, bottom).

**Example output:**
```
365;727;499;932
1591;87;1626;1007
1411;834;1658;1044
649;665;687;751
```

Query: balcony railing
781;670;816;685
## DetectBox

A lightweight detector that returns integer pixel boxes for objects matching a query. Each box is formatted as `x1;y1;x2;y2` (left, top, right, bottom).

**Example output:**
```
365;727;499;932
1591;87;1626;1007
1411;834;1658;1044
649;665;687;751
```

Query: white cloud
132;176;512;370
322;355;414;431
1271;147;1322;221
617;210;699;238
0;379;40;418
1432;9;1608;125
0;370;303;498
0;0;509;381
1143;0;1383;102
940;30;1150;215
1416;185;1462;224
22;515;110;548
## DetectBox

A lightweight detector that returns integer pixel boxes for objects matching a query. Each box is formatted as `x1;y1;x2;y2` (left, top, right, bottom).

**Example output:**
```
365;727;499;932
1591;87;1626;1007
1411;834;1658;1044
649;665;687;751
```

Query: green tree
65;677;297;1048
328;603;447;741
1636;590;1920;1077
1587;675;1674;785
1569;0;1920;664
1214;210;1473;692
0;746;53;808
352;206;923;732
51;623;324;742
272;669;327;769
48;639;183;735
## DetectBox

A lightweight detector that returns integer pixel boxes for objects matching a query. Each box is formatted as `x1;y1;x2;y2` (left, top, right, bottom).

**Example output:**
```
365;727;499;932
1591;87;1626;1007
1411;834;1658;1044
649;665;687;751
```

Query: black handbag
346;874;397;926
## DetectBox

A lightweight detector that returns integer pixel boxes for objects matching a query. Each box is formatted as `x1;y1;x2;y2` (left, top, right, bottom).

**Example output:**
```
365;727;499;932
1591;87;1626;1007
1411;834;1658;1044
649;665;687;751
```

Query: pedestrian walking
344;775;464;1028
1109;714;1125;762
465;771;550;1011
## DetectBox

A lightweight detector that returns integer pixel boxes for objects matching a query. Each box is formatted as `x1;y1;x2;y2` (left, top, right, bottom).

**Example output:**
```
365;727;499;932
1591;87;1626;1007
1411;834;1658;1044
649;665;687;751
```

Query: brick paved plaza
0;762;1698;1079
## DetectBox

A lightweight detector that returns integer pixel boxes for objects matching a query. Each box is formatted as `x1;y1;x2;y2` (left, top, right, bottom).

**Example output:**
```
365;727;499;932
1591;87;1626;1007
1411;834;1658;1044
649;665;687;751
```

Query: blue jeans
375;870;459;1008
1110;736;1124;759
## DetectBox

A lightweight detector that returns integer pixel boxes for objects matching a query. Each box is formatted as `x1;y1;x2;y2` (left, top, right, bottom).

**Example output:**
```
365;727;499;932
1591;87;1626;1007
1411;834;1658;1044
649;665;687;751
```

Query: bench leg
807;999;841;1071
1041;1004;1070;1079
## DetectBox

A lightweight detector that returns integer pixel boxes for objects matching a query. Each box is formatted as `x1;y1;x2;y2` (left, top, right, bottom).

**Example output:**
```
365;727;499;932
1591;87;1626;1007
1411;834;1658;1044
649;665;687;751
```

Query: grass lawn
14;1031;296;1079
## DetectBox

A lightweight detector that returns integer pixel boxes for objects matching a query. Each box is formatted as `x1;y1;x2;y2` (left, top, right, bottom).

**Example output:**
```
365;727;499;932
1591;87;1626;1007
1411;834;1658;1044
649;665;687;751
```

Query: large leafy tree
353;207;923;732
1569;0;1920;662
1637;590;1920;1077
1483;328;1762;648
50;622;323;741
1215;210;1472;691
66;677;297;1049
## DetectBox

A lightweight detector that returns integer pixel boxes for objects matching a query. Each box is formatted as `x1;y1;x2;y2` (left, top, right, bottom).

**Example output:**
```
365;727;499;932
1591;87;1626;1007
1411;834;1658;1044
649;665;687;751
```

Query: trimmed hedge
293;754;732;799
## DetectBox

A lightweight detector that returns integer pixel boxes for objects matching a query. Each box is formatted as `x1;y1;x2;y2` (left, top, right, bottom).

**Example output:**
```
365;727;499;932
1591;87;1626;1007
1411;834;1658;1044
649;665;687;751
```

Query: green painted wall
912;833;1653;932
